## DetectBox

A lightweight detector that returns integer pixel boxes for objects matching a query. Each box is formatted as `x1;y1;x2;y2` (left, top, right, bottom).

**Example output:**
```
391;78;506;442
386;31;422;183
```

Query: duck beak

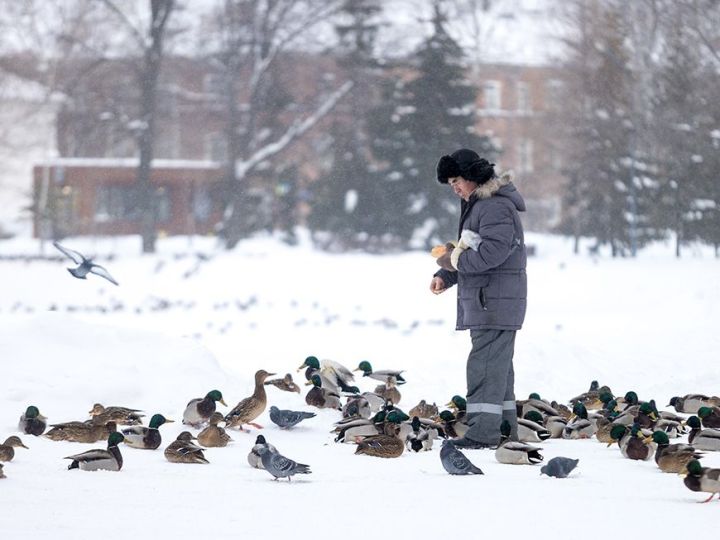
165;419;175;423
39;414;48;421
220;398;228;407
296;363;306;372
21;443;29;449
445;401;456;409
606;442;614;448
266;372;277;377
305;380;313;386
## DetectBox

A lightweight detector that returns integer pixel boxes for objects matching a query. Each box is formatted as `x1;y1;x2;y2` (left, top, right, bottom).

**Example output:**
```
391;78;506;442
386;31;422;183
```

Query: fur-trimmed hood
473;172;526;212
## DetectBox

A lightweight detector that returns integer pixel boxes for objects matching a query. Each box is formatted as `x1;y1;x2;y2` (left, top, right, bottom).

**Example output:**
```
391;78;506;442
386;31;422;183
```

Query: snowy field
1;231;719;539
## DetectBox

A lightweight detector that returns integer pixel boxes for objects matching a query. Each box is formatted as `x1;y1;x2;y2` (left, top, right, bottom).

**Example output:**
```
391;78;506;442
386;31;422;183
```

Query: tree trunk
137;0;174;254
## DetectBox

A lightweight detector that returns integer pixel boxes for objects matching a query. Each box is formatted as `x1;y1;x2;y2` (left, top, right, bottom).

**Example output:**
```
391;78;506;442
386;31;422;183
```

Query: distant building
31;54;566;238
471;64;566;231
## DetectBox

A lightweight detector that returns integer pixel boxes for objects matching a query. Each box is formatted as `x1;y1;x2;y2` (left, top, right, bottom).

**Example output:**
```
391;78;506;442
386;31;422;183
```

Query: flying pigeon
53;241;119;286
269;406;316;429
440;440;484;475
254;444;311;481
540;456;580;478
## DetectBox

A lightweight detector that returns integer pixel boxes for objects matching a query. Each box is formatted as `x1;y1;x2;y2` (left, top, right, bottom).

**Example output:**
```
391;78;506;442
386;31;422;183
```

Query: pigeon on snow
440;440;484;475
254;444;311;481
269;406;316;429
53;241;119;286
540;456;579;478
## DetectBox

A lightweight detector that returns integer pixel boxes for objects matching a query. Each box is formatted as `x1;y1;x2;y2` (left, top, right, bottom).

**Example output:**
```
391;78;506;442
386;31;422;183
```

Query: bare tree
101;0;177;253
201;0;352;248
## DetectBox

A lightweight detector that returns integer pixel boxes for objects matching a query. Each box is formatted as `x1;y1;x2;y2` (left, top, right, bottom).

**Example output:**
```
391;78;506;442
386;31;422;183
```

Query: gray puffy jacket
435;173;527;330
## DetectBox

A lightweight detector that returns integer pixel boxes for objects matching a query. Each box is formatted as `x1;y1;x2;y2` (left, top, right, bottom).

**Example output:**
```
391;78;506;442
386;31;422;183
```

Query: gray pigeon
248;435;277;469
53;241;119;286
540;456;579;478
440;440;484;475
254;444;311;481
269;406;316;429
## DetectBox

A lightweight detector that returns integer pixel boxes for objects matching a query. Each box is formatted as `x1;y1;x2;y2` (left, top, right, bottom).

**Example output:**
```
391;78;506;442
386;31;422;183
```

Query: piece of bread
431;245;448;258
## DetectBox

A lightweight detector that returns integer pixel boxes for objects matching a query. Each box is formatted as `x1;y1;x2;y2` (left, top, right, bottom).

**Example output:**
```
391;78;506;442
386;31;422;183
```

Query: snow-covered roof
35;157;222;169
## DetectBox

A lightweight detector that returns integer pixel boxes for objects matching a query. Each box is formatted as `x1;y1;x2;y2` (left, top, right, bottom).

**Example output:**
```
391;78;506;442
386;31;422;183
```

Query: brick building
33;54;565;238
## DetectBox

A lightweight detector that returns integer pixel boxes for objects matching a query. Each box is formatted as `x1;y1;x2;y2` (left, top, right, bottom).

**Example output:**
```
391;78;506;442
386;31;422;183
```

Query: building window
517;81;530;112
203;73;224;95
192;185;212;223
205;133;227;162
517;139;534;173
482;80;502;111
94;184;172;223
545;79;564;110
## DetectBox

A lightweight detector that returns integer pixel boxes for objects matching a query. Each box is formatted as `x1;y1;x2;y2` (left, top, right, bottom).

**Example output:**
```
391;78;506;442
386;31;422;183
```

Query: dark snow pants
464;329;518;445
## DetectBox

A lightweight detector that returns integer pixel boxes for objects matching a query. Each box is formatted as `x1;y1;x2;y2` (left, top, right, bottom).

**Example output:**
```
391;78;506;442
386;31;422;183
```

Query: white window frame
483;80;502;111
516;81;530;113
517;138;534;173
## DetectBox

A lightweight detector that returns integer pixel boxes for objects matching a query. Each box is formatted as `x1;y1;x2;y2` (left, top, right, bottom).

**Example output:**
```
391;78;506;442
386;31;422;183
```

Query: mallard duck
248;435;278;469
652;431;702;473
406;416;434;452
655;418;687;439
438;410;468;439
88;404;144;426
298;356;355;393
518;411;551;442
0;436;28;461
446;395;467;422
521;397;561;419
333;416;382;443
183;390;227;428
635;401;660;429
544;415;568;439
562;403;597;439
197;412;233;447
45;420;117;443
355;432;404;458
354;361;406;385
698;406;720;429
495;420;543;465
121;414;173;449
225;370;275;430
65;432;125;471
595;415;620;444
305;374;342;410
687;416;720;451
408;400;438;420
550;400;573;420
343;396;372;419
569;381;612;411
19;405;47;435
621;424;656;461
684;459;720;503
264;373;301;394
668;394;720;414
164;432;209;464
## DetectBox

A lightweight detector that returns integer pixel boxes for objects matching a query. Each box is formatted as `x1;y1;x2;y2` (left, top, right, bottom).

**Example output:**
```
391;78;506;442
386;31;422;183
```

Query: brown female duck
0;436;28;461
45;420;117;443
264;373;301;394
225;370;275;430
89;403;144;426
198;412;233;447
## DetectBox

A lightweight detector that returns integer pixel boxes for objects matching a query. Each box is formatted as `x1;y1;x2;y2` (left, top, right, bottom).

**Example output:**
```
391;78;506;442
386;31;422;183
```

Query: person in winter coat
430;148;527;449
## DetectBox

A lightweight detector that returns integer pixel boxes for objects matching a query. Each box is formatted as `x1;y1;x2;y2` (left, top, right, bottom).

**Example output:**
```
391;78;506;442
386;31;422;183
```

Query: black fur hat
436;148;495;185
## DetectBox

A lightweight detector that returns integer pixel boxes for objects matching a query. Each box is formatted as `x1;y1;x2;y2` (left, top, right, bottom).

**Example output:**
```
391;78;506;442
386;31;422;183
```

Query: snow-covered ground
0;231;719;539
